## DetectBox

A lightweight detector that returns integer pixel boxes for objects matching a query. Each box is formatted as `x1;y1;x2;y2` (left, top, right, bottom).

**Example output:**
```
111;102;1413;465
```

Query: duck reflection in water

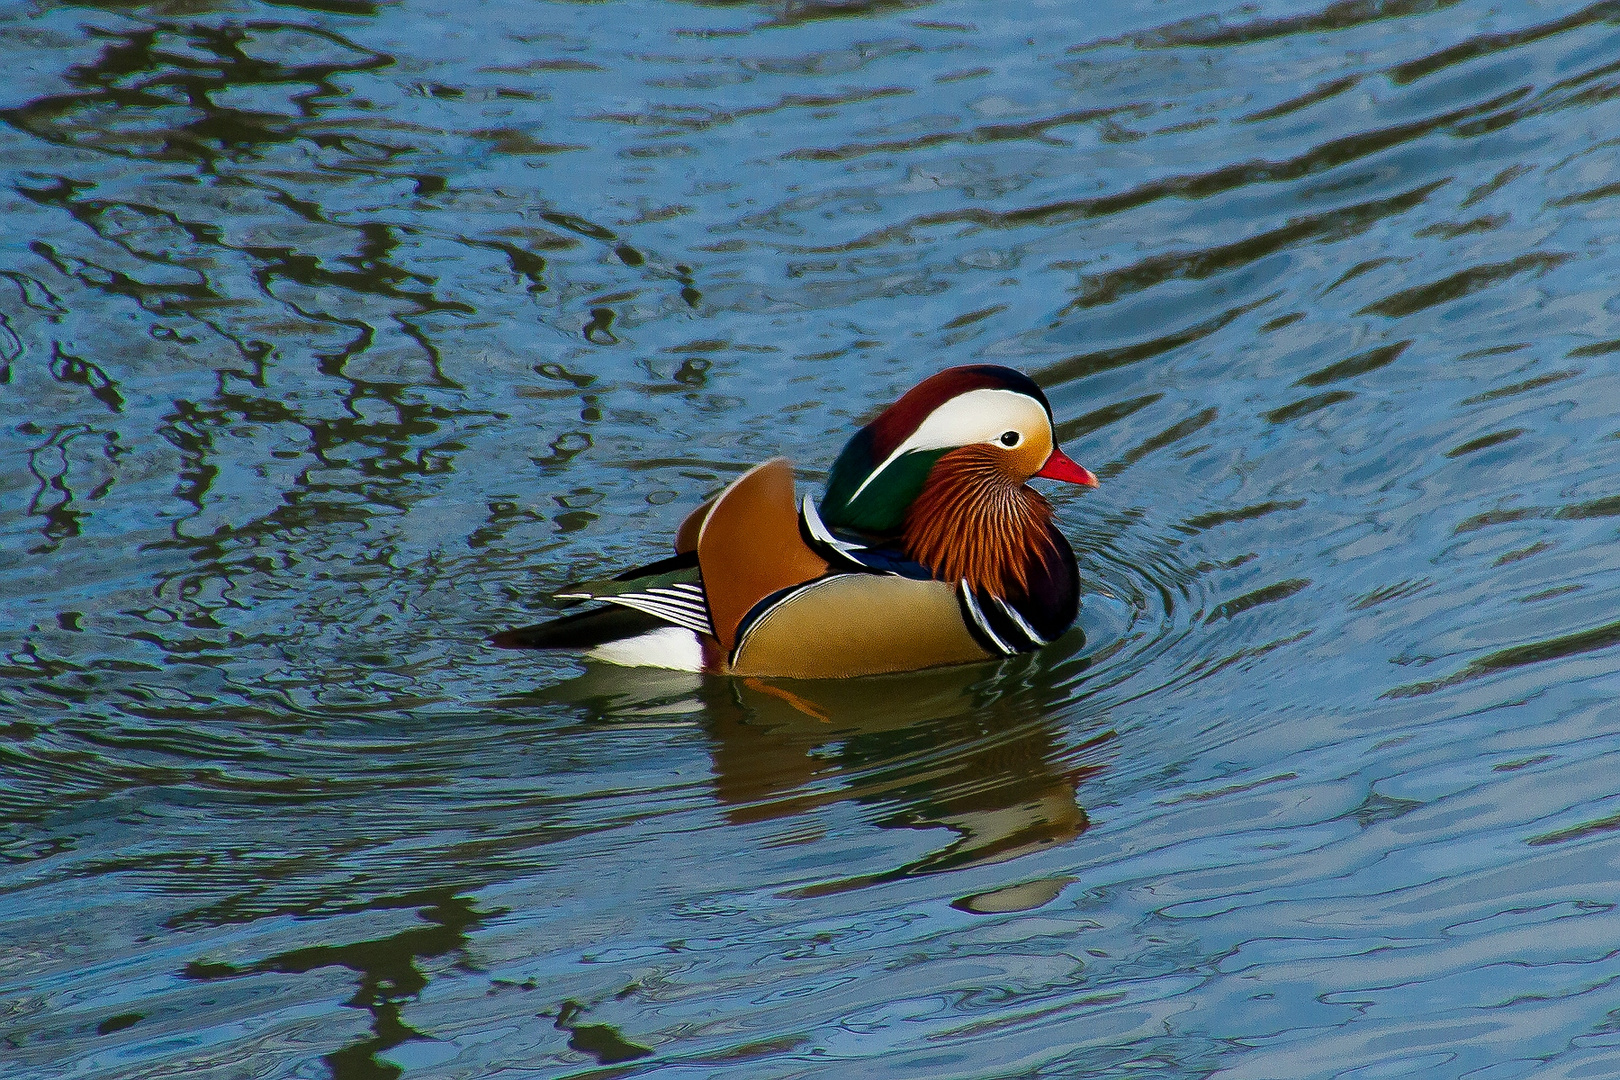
542;652;1114;913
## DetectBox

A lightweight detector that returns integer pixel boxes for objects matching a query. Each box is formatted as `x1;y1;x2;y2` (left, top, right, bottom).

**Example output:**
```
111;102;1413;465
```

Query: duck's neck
902;445;1058;598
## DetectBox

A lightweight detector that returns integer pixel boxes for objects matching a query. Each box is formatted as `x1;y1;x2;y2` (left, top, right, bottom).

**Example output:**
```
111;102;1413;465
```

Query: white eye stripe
849;389;1050;506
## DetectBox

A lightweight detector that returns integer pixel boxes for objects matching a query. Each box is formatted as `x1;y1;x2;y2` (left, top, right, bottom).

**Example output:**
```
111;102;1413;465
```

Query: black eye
999;430;1020;447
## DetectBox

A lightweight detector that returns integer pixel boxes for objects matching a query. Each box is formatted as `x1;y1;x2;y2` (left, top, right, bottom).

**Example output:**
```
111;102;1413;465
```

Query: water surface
5;0;1620;1076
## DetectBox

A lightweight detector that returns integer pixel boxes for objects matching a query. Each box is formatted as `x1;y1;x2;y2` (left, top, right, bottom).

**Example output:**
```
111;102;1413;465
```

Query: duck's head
820;365;1097;536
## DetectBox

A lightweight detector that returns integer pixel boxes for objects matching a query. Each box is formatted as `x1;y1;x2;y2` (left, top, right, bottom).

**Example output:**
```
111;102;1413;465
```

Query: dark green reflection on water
183;891;496;1080
3;20;393;167
553;1000;654;1067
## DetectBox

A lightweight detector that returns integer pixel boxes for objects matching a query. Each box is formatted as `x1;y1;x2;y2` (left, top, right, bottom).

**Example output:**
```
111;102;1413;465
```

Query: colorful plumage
492;364;1098;678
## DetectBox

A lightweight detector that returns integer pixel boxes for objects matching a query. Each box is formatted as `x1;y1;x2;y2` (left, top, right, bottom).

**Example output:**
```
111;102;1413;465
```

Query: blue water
4;0;1620;1076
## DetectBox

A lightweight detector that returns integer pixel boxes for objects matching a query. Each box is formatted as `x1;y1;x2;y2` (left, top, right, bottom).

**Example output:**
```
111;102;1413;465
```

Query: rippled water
5;0;1620;1076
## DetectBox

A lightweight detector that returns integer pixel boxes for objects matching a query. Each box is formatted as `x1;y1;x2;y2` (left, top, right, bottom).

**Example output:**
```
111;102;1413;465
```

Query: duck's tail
489;605;668;650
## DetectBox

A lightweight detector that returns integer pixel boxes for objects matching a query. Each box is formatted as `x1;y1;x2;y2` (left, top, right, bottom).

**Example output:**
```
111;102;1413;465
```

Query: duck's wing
674;496;716;554
491;550;714;650
550;553;713;637
696;457;831;655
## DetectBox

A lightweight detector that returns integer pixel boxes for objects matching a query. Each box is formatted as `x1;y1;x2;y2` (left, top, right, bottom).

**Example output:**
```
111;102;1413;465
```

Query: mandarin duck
492;365;1098;678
